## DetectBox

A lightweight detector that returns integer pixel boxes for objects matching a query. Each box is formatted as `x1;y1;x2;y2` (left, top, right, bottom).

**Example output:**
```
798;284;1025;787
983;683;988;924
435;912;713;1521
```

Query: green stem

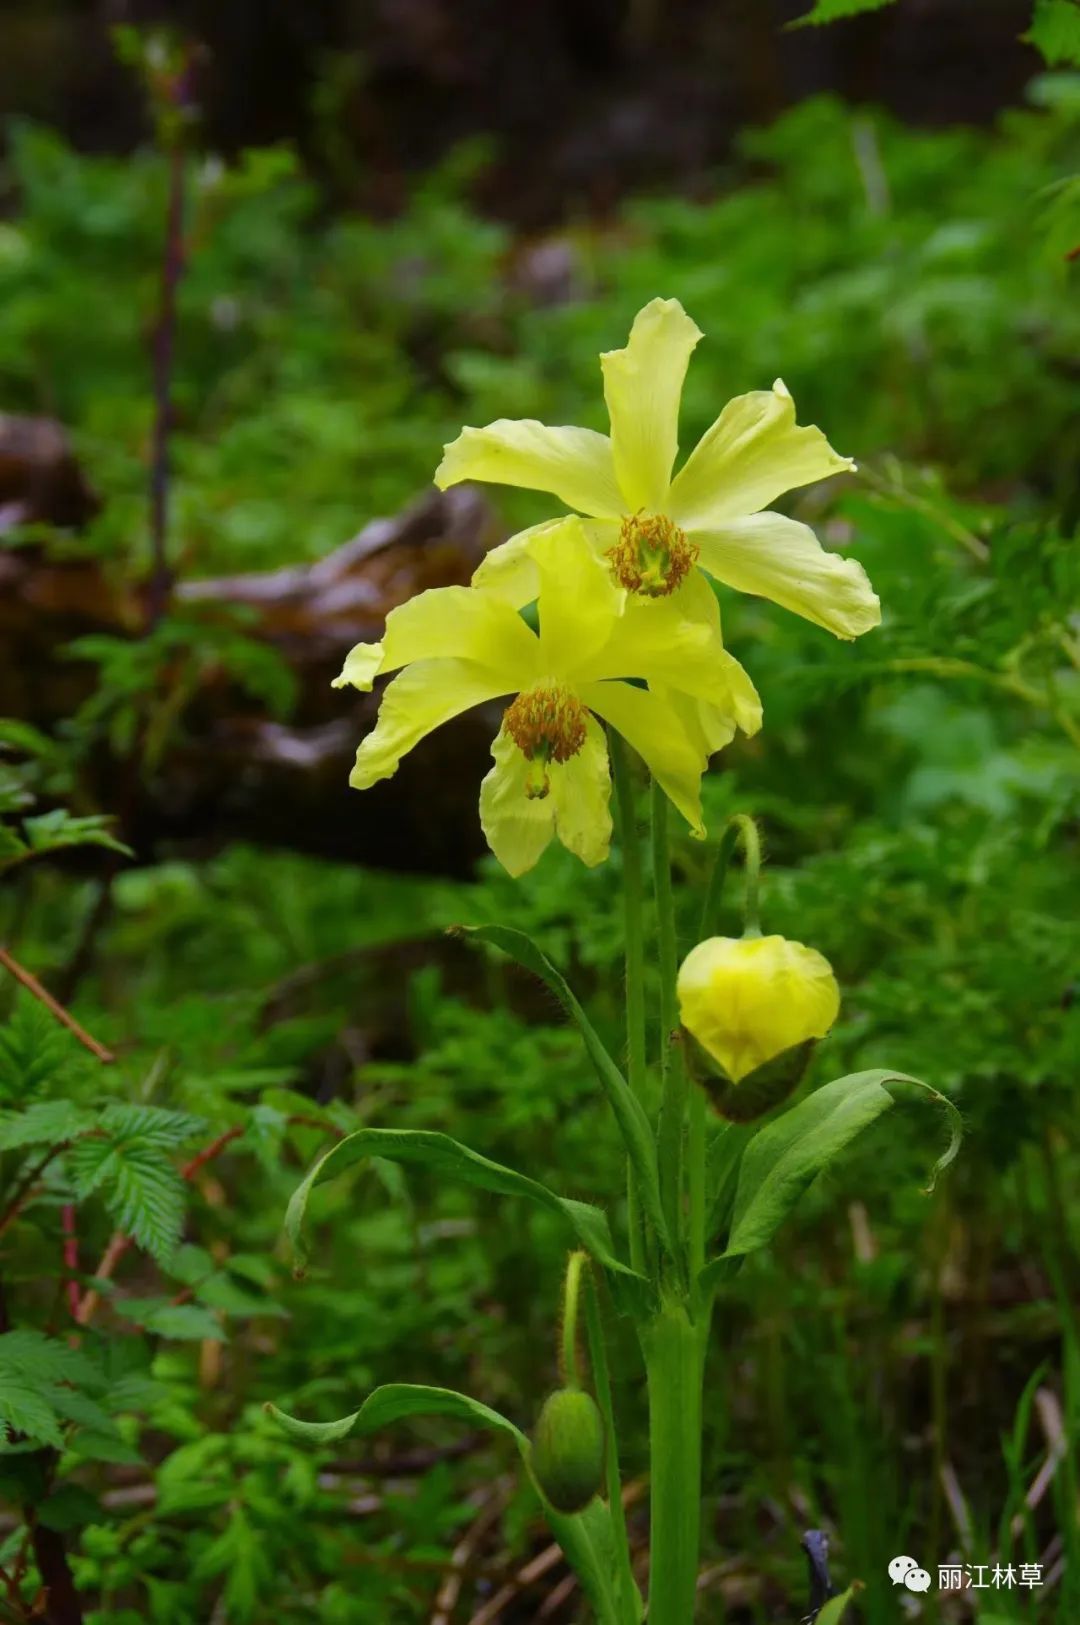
688;1086;707;1287
699;813;762;940
642;1302;709;1624
560;1250;586;1388
610;730;648;1275
653;783;687;1256
584;1271;640;1619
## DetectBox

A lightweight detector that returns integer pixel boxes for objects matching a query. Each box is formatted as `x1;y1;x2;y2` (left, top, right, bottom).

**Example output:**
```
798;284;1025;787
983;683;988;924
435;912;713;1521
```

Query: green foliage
1025;1;1080;67
0;60;1077;1625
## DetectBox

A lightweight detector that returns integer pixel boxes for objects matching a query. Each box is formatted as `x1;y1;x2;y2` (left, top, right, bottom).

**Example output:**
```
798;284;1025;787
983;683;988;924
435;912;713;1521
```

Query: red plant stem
180;1125;245;1181
0;946;114;1063
61;1204;80;1319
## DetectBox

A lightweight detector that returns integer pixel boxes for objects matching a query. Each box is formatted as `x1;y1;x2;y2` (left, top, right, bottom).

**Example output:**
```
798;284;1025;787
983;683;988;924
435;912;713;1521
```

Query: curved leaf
285;1127;651;1314
268;1383;524;1447
268;1383;640;1624
815;1582;863;1623
453;924;672;1258
699;1070;961;1294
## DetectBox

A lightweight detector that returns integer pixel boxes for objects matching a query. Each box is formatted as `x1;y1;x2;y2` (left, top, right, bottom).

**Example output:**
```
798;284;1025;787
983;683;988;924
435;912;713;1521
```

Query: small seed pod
531;1388;605;1514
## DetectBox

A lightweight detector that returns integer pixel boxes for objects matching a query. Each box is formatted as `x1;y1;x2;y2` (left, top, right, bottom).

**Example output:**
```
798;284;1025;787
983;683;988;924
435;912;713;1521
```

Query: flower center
504;684;588;799
605;512;698;597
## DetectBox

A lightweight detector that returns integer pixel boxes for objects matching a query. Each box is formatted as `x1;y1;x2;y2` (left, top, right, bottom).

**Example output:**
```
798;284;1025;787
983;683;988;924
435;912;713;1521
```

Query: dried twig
0;946;114;1063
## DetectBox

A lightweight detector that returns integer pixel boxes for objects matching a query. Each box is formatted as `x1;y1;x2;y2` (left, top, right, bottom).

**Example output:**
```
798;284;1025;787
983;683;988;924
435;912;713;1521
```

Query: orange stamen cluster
605;512;698;597
504;685;588;799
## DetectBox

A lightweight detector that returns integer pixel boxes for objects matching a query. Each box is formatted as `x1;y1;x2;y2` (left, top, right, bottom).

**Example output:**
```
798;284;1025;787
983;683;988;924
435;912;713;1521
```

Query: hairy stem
610;731;648;1274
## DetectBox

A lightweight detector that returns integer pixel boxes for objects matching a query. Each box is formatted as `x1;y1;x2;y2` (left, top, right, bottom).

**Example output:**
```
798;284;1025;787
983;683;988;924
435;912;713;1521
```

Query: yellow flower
676;934;840;1083
333;519;761;877
434;297;879;640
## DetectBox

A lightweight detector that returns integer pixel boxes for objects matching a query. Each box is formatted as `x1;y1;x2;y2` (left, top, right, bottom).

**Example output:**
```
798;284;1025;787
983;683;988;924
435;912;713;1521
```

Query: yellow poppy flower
676;934;840;1083
333;519;761;877
434;297;879;640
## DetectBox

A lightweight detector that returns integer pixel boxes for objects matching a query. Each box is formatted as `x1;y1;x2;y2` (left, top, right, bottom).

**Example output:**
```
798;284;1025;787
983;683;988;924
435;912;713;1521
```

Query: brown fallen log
1;483;507;876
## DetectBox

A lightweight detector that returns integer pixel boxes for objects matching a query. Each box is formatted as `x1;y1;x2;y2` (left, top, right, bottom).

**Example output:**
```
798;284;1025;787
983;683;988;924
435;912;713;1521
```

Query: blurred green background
0;2;1077;1621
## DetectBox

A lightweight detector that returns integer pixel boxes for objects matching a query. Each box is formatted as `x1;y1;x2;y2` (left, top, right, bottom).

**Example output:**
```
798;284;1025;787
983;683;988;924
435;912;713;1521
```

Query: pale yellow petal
577;584;763;737
350;660;510;789
473;518;617;609
694;511;881;639
334;584;540;692
579;680;707;837
478;725;557;877
548;717;612;868
532;519;624;678
434;419;623;519
677;935;840;1082
601;298;702;514
649;687;737;758
668;379;855;528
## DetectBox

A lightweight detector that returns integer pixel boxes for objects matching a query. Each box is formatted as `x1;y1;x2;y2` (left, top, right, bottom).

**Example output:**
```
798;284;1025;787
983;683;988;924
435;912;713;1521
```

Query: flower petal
333;583;539;692
577;579;763;737
694;511;881;639
478;725;557;877
601;298;702;514
677;935;840;1082
473;518;618;608
350;660;510;789
532;519;624;677
548;717;612;868
580;680;707;837
479;715;613;878
434;419;623;519
668;379;855;528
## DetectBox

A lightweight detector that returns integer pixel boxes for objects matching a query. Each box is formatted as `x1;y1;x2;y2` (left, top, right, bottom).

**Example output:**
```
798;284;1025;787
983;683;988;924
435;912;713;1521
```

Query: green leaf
97;1104;205;1148
699;1071;961;1291
1024;0;1080;65
0;1330;104;1390
285;1128;651;1314
0;1099;93;1149
815;1582;863;1623
268;1383;639;1624
122;1300;224;1341
454;924;671;1258
36;1484;103;1532
268;1382;526;1446
0;1383;64;1450
69;1137;186;1262
22;810;132;861
790;0;898;23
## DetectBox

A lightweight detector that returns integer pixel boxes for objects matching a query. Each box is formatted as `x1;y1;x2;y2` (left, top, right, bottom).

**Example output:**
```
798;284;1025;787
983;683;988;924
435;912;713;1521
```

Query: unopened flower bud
677;935;840;1117
531;1388;605;1514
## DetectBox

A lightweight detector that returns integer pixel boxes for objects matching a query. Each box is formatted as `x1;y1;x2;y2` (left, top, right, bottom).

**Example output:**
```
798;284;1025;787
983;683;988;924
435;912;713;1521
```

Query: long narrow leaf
454;924;671;1258
698;1070;961;1295
285;1127;651;1314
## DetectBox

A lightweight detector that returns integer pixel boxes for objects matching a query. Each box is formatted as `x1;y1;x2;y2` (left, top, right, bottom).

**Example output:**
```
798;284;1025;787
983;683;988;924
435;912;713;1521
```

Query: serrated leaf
1024;0;1080;65
698;1071;961;1294
0;1330;105;1390
69;1137;186;1262
0;1099;94;1150
0;1384;64;1450
97;1104;205;1149
455;924;671;1260
285;1127;650;1314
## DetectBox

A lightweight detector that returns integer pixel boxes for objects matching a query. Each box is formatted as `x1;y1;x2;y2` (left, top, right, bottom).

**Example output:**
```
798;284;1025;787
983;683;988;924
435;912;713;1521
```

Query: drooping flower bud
677;934;840;1119
531;1388;605;1514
